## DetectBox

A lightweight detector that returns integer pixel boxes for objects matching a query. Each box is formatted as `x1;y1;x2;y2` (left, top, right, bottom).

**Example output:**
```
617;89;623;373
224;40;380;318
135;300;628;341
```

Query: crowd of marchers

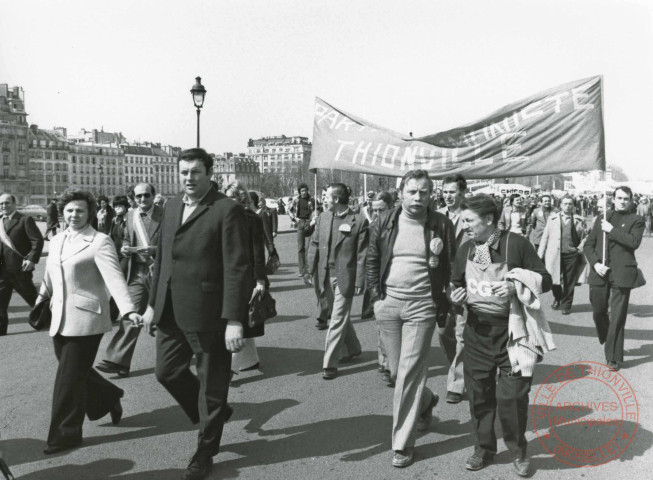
0;153;646;479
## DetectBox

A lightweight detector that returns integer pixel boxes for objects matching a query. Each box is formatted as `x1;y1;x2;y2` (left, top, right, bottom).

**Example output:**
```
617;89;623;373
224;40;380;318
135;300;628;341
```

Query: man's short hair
613;186;633;200
399;170;433;193
112;195;131;209
461;193;500;225
329;182;350;204
178;148;213;175
0;193;17;203
540;194;552;202
297;183;309;194
509;193;521;205
373;191;394;209
560;194;575;205
441;174;467;193
134;182;156;196
97;195;110;205
60;189;97;222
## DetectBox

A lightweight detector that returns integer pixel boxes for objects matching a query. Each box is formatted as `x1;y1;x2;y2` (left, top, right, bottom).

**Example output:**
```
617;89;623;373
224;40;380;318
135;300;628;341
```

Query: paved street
1;216;652;479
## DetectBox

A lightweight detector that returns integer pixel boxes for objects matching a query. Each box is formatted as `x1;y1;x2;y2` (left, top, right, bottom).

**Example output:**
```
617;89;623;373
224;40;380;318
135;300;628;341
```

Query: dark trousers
48;334;123;447
551;251;581;310
103;270;150;369
296;219;311;275
0;268;38;335
590;283;631;362
155;291;232;457
463;320;532;459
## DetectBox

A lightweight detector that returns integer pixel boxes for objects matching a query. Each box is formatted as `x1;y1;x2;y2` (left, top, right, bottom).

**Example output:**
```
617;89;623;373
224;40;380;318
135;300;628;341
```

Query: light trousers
375;294;437;450
322;276;361;368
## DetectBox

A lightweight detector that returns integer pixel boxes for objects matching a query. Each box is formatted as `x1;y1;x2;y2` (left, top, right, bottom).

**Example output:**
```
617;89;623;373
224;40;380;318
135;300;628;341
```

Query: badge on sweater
430;237;443;255
339;223;351;233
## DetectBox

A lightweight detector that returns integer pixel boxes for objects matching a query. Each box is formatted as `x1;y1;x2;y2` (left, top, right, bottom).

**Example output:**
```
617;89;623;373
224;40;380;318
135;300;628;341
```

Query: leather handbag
248;290;277;328
29;295;52;331
265;251;281;275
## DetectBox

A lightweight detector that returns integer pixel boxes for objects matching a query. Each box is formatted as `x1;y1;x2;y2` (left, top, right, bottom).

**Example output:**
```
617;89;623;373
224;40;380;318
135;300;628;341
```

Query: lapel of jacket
322;210;334;250
334;209;355;251
60;226;95;262
147;205;163;240
5;214;20;234
176;189;216;233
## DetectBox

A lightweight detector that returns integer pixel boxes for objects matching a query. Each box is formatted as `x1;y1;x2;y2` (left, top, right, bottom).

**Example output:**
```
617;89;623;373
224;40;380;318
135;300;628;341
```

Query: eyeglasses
135;194;152;198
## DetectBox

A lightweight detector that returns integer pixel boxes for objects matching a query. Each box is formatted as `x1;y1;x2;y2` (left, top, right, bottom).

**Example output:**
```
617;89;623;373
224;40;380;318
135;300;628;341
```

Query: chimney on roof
30;124;38;134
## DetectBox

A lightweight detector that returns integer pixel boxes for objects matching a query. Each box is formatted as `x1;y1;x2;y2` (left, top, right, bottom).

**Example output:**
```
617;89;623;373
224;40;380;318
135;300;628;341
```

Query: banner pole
602;189;607;264
314;172;318;212
364;174;367;199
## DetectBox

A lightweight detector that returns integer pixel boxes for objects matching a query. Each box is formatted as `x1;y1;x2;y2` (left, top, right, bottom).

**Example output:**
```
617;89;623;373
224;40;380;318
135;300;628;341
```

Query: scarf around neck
473;228;502;265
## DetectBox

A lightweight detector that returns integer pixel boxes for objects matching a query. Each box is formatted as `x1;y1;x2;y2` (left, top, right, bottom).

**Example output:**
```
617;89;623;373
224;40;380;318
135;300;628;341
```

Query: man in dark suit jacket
584;186;645;371
0;193;44;336
97;183;163;376
306;182;368;380
142;149;251;480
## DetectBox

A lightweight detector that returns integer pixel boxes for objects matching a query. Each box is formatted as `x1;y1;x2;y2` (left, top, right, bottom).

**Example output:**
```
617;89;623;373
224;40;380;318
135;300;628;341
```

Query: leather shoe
315;320;328;330
465;452;494;471
446;391;463;404
361;309;374;319
551;300;560;310
417;394;439;431
182;453;213;480
322;368;337;380
513;457;531;477
43;442;81;455
392;448;414;468
607;360;620;371
562;309;571;315
96;361;129;377
110;400;123;426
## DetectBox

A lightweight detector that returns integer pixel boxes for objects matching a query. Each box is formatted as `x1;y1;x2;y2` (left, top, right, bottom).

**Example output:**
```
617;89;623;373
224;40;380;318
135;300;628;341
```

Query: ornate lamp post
190;76;207;148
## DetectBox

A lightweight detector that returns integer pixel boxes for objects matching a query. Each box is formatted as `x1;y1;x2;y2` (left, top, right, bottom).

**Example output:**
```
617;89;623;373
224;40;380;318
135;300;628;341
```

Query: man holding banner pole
584;186;645;371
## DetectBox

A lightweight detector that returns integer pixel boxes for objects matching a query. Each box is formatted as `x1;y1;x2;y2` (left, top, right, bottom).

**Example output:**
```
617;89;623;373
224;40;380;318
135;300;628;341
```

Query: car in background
17;205;48;221
265;198;278;210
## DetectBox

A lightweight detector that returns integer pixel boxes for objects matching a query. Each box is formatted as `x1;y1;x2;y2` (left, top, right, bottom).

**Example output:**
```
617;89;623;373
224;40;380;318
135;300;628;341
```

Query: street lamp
190;76;207;148
98;165;104;196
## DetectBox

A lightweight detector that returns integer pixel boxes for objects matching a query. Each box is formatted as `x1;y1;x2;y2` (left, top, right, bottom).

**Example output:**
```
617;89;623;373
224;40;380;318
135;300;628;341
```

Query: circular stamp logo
532;361;639;467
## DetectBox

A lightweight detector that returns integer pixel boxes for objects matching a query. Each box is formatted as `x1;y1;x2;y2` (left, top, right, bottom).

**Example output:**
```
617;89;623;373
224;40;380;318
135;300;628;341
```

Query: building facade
212;153;261;191
68;142;125;198
123;144;180;197
28;125;70;204
246;135;311;174
0;84;30;204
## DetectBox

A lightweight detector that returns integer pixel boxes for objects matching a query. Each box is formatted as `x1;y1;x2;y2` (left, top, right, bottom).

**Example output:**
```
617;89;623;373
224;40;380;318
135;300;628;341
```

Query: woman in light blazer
37;190;141;455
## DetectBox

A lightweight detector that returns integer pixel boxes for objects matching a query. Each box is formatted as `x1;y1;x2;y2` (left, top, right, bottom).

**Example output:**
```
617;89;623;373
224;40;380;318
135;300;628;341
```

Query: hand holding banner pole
602;190;607;264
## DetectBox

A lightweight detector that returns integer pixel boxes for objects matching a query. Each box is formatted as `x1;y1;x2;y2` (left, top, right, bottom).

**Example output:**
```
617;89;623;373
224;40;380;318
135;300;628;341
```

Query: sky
1;0;652;179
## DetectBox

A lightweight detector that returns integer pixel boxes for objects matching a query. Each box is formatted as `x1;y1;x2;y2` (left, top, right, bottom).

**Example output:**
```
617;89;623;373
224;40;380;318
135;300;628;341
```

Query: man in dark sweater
289;183;315;276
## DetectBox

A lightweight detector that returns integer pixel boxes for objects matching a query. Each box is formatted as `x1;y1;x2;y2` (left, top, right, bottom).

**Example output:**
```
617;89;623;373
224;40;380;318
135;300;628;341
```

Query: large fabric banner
310;76;605;178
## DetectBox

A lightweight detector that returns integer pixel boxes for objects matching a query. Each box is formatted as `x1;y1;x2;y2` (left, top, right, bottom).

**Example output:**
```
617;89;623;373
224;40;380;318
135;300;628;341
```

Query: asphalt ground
1;216;652;479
